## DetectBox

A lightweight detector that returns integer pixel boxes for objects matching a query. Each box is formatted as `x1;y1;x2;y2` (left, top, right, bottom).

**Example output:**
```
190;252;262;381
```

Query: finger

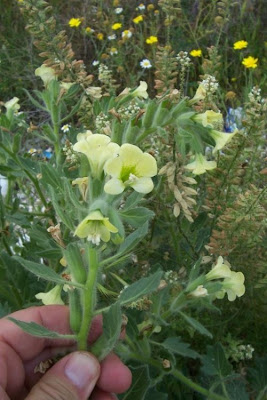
0;305;103;361
91;388;118;400
25;351;100;400
0;341;28;399
0;305;71;361
97;353;132;394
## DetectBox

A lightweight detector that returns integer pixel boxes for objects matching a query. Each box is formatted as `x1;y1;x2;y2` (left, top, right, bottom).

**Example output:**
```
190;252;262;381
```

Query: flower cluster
72;131;157;245
176;51;191;67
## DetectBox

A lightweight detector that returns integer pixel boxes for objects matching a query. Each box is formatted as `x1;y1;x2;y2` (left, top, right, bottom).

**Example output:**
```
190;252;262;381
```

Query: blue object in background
224;107;243;132
42;148;53;159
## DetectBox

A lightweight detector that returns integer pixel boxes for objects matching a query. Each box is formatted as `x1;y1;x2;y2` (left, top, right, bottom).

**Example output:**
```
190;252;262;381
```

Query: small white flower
115;7;123;14
110;47;118;55
140;59;152;69
92;60;100;66
138;3;146;10
122;30;132;39
61;124;71;133
108;34;117;40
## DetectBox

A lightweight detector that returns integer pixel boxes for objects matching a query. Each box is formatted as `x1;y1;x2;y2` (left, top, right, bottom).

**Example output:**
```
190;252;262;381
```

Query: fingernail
65;352;99;390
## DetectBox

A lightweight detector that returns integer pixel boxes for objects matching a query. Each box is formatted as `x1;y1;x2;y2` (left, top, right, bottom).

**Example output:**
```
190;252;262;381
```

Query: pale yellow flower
209;129;237;154
35;64;57;87
193;110;223;128
104;144;157;194
216;271;245;301
97;33;104;40
4;97;20;114
242;56;258;69
36;285;64;305
131;81;148;99
68;18;82;28
205;256;232;281
73;133;120;178
74;210;118;245
72;177;89;201
233;40;248;50
189;84;206;104
190;49;202;57
184;153;216;175
189;285;208;298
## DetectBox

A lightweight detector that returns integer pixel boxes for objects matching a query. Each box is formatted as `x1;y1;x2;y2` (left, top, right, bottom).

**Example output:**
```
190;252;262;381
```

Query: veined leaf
179;311;212;338
118;222;148;255
119;365;150;400
119;207;154;228
8;318;75;340
13;256;84;288
161;337;200;359
119;270;162;306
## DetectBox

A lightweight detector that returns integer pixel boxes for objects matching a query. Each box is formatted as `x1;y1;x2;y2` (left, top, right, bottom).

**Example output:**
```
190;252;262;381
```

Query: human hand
0;305;132;400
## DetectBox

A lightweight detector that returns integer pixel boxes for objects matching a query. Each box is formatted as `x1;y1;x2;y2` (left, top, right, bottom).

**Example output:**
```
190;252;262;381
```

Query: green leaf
118;222;148;255
41;163;63;190
119;207;154;228
8;318;75;340
146;388;168;400
201;343;233;377
119;270;163;306
90;302;122;361
13;256;84;288
119;365;150;400
162;337;200;359
123;191;144;210
179;311;213;338
48;185;75;231
63;178;87;212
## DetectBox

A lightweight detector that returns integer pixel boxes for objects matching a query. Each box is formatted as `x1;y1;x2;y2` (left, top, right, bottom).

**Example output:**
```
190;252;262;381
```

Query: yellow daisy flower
146;36;158;45
242;56;258;69
68;18;82;28
97;33;104;40
133;15;144;24
190;49;202;57
112;22;122;30
233;40;248;50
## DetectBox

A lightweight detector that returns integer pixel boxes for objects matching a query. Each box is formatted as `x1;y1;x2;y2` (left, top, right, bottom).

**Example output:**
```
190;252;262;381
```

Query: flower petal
135;153;157;177
98;224;111;242
131;177;154;193
105;156;123;177
104;178;125;194
120;144;143;165
103;219;119;233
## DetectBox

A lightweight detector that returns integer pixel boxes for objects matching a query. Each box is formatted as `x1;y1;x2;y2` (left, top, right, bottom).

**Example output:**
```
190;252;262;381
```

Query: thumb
26;351;100;400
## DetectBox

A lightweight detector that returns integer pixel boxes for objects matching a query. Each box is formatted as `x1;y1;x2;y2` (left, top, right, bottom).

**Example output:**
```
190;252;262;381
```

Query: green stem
77;247;98;351
127;353;227;400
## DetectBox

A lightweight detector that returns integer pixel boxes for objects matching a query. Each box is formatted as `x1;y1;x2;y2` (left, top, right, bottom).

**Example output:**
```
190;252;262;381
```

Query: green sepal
69;289;82;334
63;243;87;284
